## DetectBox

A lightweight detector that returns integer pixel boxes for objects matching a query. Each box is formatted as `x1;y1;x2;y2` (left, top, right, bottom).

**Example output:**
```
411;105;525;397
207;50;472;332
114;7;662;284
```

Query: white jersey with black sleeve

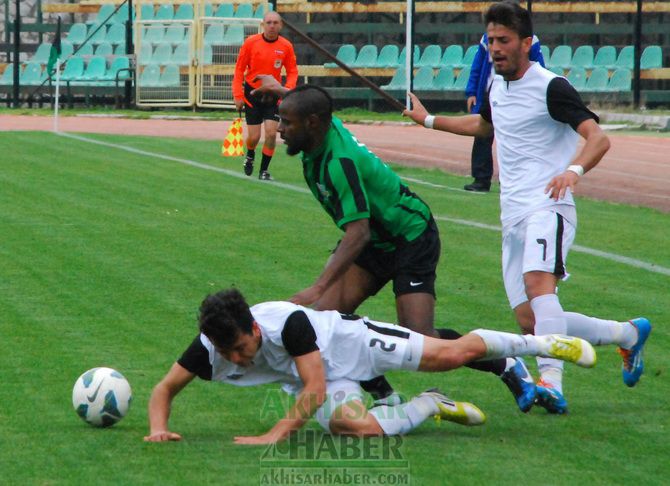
480;62;599;230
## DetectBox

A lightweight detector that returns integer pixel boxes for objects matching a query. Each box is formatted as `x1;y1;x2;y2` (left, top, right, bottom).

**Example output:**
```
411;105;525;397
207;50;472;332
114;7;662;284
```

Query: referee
232;11;298;180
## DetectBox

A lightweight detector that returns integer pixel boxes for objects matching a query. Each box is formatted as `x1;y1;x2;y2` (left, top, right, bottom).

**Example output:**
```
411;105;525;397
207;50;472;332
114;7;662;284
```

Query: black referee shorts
243;82;280;125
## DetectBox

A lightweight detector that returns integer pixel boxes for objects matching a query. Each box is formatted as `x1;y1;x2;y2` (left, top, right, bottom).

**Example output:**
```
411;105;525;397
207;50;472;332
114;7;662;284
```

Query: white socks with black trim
531;294;566;392
368;395;438;436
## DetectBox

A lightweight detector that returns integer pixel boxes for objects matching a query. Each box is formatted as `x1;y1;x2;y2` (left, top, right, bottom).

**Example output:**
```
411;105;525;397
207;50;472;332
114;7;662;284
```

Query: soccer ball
72;367;132;427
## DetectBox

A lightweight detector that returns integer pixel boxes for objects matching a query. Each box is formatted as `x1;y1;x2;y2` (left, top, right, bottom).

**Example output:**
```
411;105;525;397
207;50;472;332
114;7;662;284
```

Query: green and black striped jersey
301;117;432;251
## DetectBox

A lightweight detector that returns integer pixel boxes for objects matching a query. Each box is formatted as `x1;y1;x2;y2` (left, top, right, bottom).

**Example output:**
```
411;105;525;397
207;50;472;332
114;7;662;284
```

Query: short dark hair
198;288;254;351
282;84;333;124
485;1;533;39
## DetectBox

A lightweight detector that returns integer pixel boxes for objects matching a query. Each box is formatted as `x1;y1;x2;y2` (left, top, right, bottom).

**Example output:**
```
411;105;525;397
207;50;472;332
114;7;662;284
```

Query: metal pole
633;0;642;107
12;0;20;108
125;0;134;107
527;0;532;16
405;0;414;109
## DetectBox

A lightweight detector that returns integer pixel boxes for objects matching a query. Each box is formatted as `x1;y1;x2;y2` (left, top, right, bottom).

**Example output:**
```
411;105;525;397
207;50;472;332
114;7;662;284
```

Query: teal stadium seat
159;64;181;87
614;46;634;70
21;62;46;85
164;24;186;45
254;4;266;18
88;23;108;45
60;56;85;82
457;45;478;68
75;42;94;57
66;23;87;45
548;66;564;76
324;44;356;68
144;25;165;45
78;55;107;83
61;41;74;60
416;45;442;68
381;66;406;90
114;42;127;55
570;46;594;69
152;43;173;65
204;24;224;45
583;67;609;92
641;45;663;69
413;66;436;90
606;68;631;92
204;3;214;17
440;45;463;68
111;3;132;24
540;45;550;63
215;4;234;18
100;56;131;84
174;4;194;20
235;4;254;18
105;23;126;45
397;45;420;67
138;42;153;65
566;67;587;90
139;64;161;87
95;42;113;57
92;4;115;25
591;45;616;69
172;43;191;65
351;45;378;68
449;66;471;91
33;43;53;64
375;45;399;68
0;63;20;85
154;4;174;21
222;24;244;45
202;44;213;64
433;67;454;90
548;45;572;69
139;4;154;21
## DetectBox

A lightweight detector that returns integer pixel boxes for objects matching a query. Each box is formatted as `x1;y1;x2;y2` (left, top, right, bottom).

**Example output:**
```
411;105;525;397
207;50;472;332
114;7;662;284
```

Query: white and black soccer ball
72;367;132;427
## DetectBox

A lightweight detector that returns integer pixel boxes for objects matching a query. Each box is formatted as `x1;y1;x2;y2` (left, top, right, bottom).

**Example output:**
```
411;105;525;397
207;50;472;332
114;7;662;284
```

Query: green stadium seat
159;64;181;86
105;23;126;45
154;4;174;21
66;23;87;45
591;45;616;69
204;4;214;17
174;4;194;20
91;4;115;25
351;45;378;68
606;68;631;92
61;41;74;60
152;43;173;65
214;4;234;18
566;67;587;90
413;66;435;90
235;4;254;18
222;24;244;45
139;4;154;21
614;46;634;70
375;45;399;68
100;56;131;84
548;66;565;76
139;64;161;87
416;45;442;68
172;43;190;65
397;45;420;67
570;45;594;68
540;45;550;63
138;42;153;65
324;44;356;68
641;45;663;69
583;67;609;92
95;42;113;57
144;26;165;45
440;45;463;68
78;55;107;83
433;67;454;90
60;56;85;82
448;66;471;91
114;42;127;55
75;42;94;57
21;62;46;85
164;24;186;45
204;24;224;45
88;24;108;45
33;43;52;64
548;45;572;69
457;45;478;68
381;66;406;90
254;4;266;18
0;63;20;85
112;3;133;25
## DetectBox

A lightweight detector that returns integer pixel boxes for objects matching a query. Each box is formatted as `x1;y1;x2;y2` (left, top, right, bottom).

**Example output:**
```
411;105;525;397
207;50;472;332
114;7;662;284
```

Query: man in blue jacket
464;32;544;192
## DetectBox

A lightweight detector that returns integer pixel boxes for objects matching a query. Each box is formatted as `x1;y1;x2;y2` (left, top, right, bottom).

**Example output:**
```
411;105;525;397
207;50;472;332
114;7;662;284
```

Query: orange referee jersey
232;33;298;100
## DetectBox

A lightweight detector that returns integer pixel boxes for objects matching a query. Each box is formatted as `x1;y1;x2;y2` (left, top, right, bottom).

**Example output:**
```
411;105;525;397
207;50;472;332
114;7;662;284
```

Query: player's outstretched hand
545;171;580;201
402;92;429;126
251;74;289;102
143;430;182;442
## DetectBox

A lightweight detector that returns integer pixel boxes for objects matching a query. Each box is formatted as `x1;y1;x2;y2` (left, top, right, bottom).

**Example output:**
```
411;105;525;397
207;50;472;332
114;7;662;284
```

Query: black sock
246;149;255;160
360;375;394;400
260;153;272;172
436;328;507;376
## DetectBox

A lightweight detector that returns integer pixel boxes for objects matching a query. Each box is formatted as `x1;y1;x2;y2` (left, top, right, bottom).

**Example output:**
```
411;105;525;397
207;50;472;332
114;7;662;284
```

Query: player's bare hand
234;431;286;445
545;171;580;201
467;96;477;113
143;430;182;442
402;92;429;126
251;74;288;99
289;286;322;307
234;98;244;111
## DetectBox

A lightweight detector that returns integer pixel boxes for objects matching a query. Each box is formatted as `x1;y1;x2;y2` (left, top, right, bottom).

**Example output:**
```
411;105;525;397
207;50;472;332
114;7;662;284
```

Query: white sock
368;395;438;436
565;312;638;348
471;329;541;358
530;294;566;391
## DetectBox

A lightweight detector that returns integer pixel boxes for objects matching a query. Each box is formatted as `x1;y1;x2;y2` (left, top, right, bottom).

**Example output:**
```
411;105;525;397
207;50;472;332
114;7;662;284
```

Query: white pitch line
58;132;670;277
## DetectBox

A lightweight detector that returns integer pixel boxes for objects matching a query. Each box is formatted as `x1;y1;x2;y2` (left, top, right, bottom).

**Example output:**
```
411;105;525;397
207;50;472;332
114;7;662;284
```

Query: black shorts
352;219;441;298
243;82;280;125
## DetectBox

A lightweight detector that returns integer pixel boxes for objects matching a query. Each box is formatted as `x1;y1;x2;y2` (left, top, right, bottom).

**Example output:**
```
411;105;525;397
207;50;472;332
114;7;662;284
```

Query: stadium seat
375;44;399;68
566;67;587;90
164;24;186;45
202;44;213;64
174;4;194;20
222;24;244;45
235;4;254;18
591;45;616;69
21;62;45;85
78;55;107;83
214;3;234;18
90;4;115;25
548;66;565;76
154;4;175;21
450;66;471;91
413;66;435;90
75;42;94;57
641;45;663;69
111;3;133;25
433;67;454;90
397;45;420;67
614;46;634;70
351;45;378;68
88;24;108;45
204;24;224;45
416;45;442;68
100;56;131;84
172;43;191;65
570;45;594;68
139;4;154;21
324;44;356;68
139;64;161;87
159;64;181;86
152;43;173;65
95;42;113;57
0;63;20;85
583;67;609;92
105;23;126;45
440;45;463;68
138;42;153;65
66;23;87;45
458;45;478;68
115;42;127;55
204;3;214;17
60;56;85;82
540;45;550;63
548;45;572;69
606;68;632;91
61;41;74;60
32;43;53;64
381;66;406;90
254;4;266;18
144;25;165;45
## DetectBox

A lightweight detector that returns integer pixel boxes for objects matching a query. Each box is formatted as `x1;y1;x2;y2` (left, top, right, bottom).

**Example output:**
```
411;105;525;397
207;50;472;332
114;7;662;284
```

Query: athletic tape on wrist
424;115;435;129
567;165;585;177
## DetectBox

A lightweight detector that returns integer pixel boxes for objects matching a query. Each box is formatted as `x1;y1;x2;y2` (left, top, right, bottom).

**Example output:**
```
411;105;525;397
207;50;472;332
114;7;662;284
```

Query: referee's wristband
567;165;585;177
424;115;436;129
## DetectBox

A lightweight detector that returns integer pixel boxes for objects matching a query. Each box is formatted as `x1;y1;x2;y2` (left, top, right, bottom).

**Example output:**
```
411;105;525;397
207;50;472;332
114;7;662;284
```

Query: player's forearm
572;130;610;174
432;114;492;138
270;386;327;439
313;221;370;293
147;383;173;433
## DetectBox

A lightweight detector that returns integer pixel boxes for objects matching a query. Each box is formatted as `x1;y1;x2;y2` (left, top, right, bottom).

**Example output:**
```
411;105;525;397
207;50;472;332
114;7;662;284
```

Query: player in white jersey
403;2;651;414
144;288;595;443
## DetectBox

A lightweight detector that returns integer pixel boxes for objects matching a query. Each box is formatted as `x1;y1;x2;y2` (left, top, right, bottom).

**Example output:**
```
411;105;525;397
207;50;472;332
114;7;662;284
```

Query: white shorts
502;210;576;309
363;319;424;376
314;379;365;432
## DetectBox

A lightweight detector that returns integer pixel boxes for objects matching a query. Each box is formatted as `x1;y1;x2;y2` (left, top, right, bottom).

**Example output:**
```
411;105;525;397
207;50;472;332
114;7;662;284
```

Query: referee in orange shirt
233;11;298;180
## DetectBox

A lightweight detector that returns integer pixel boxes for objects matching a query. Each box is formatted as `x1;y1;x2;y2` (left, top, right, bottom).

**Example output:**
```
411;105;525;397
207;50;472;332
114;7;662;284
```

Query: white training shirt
480;62;598;229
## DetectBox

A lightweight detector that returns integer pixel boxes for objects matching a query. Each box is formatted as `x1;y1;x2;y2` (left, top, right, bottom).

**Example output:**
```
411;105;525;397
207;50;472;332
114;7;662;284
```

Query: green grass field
0;131;668;485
